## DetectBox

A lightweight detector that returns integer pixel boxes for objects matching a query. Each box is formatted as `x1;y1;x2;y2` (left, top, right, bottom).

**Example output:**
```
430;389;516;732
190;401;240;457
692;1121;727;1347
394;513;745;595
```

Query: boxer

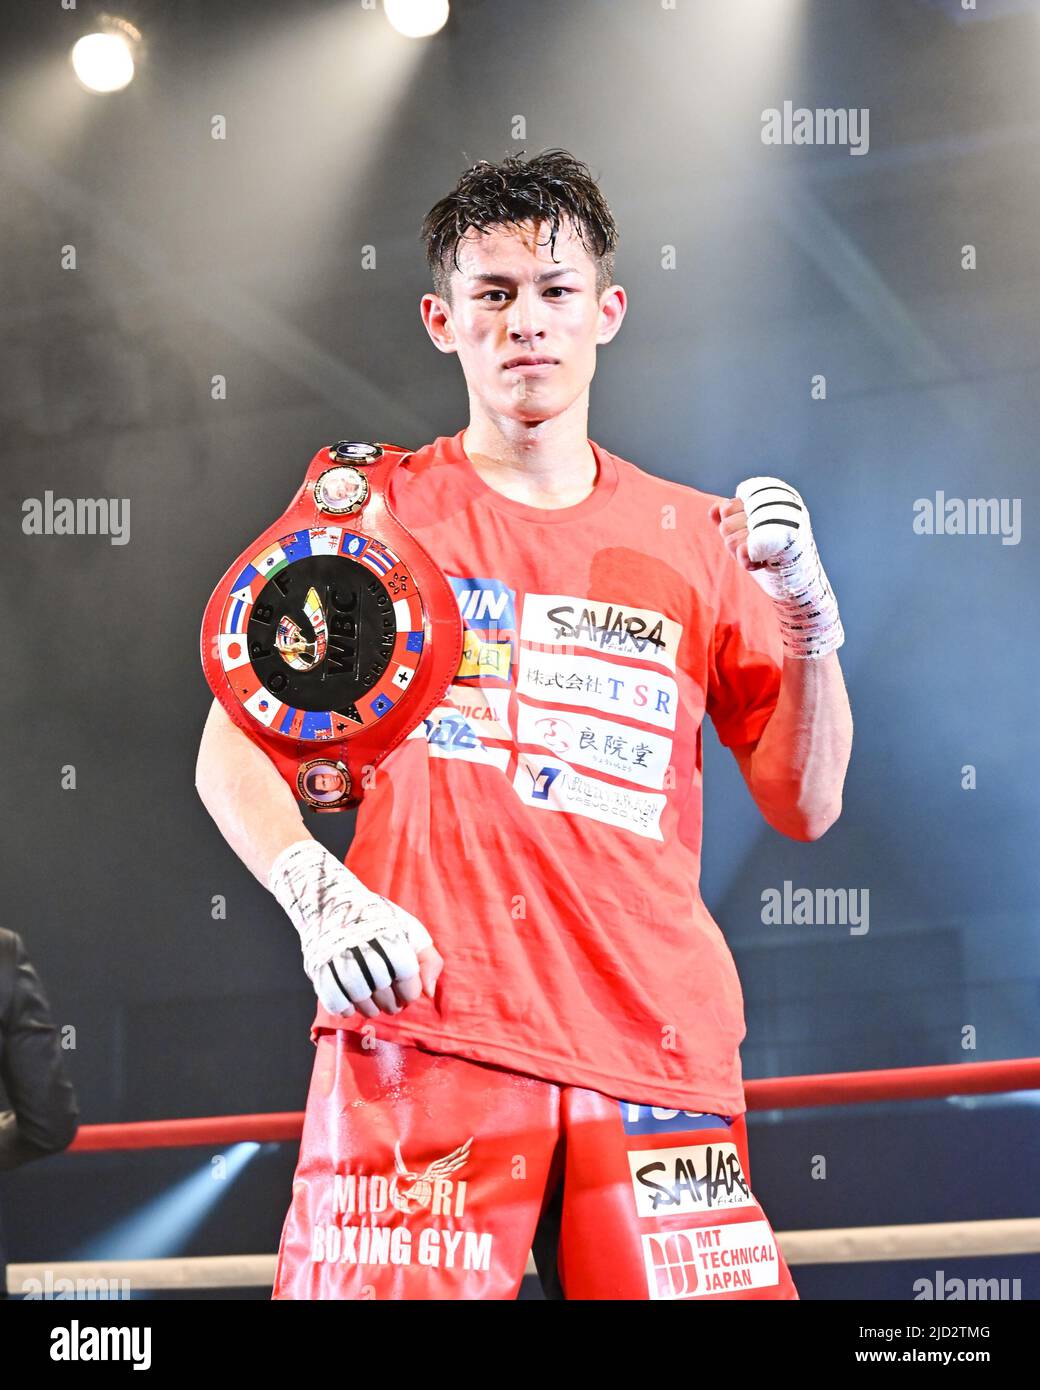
196;148;853;1299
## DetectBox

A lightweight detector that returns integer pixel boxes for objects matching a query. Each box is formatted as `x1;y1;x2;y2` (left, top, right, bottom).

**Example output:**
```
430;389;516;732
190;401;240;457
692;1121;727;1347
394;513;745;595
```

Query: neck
462;396;597;508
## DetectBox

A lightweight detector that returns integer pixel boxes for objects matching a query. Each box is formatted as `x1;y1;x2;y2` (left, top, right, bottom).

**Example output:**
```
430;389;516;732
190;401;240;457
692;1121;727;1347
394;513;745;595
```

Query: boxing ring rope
742;1055;1040;1109
11;1057;1039;1292
64;1055;1040;1154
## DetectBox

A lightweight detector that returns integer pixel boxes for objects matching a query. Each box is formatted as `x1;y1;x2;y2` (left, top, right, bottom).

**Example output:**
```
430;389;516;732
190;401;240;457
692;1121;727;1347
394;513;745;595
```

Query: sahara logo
521;592;683;671
628;1143;755;1217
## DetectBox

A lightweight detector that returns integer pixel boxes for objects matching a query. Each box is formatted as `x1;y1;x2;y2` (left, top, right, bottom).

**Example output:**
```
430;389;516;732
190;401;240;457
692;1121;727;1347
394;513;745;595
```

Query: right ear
420;292;458;355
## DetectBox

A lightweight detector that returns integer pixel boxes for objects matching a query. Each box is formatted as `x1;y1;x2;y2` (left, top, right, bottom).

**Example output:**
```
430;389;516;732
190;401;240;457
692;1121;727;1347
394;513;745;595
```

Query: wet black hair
421;148;618;303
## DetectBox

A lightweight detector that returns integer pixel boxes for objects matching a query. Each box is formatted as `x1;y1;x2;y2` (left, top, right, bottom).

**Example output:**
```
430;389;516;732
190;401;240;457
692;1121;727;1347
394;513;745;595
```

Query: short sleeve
705;544;785;750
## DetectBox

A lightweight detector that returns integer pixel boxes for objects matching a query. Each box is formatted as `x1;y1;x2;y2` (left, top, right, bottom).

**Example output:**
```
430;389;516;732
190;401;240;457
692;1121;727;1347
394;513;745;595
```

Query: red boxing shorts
272;1030;798;1301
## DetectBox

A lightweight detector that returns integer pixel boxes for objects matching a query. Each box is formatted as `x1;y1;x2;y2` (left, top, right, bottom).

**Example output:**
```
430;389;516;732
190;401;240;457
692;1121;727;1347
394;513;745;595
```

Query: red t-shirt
311;430;784;1115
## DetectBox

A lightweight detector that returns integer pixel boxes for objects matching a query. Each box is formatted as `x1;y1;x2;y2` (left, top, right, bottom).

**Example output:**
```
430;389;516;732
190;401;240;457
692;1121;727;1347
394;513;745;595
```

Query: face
421;216;625;424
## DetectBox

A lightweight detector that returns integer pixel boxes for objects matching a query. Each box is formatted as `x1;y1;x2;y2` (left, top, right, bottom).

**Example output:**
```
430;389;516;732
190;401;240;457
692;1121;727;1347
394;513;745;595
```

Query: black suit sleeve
0;931;79;1172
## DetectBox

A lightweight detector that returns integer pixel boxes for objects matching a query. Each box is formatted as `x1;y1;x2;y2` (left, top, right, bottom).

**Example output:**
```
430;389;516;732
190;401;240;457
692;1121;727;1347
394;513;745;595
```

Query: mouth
502;356;559;374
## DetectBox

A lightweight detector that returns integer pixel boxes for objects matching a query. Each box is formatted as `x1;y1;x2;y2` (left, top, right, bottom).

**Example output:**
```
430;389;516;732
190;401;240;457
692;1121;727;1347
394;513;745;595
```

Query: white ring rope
10;1217;1040;1292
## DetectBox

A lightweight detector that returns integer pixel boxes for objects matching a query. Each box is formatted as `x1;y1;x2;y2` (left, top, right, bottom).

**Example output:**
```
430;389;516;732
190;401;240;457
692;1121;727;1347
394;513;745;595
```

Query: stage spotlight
71;18;141;93
383;0;450;40
71;1144;263;1262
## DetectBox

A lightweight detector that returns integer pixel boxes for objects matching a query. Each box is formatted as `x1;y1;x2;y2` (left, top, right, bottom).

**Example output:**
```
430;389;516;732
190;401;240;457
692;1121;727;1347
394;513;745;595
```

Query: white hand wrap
267;840;432;1015
734;476;845;659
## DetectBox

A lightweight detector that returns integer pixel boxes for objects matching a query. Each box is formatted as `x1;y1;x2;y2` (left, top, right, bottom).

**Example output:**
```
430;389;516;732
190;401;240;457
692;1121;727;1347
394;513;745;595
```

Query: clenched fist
710;476;844;659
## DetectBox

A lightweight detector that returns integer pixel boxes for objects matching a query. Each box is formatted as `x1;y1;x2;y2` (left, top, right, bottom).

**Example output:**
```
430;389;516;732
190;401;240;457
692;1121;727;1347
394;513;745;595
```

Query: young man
195;149;853;1300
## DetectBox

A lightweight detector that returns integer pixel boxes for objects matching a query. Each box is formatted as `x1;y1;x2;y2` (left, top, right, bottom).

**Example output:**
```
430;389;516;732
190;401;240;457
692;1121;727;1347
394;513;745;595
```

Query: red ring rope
743;1056;1040;1109
65;1057;1040;1153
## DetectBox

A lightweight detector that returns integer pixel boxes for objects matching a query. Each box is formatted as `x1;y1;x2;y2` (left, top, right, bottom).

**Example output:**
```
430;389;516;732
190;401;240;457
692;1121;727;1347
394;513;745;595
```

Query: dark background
0;0;1037;1299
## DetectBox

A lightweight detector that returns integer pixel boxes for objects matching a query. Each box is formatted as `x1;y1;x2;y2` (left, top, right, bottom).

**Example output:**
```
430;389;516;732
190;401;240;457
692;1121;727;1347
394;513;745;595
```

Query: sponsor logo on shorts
642;1220;780;1299
310;1136;494;1272
390;1138;472;1215
311;1222;493;1272
628;1143;755;1216
618;1103;734;1136
331;1139;472;1218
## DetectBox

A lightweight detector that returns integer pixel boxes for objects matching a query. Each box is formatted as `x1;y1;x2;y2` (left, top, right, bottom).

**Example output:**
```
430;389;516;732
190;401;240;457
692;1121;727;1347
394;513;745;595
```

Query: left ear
595;284;627;345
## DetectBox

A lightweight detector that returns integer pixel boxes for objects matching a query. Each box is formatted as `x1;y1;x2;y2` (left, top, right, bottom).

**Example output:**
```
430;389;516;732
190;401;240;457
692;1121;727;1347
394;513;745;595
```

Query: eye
477;286;577;301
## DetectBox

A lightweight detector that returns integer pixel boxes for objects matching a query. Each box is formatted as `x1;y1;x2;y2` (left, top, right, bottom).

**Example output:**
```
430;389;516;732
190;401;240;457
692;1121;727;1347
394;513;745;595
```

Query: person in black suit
0;929;79;1298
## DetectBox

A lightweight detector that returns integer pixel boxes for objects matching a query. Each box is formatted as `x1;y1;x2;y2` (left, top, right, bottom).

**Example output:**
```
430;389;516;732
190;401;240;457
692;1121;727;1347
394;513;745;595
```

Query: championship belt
200;440;463;811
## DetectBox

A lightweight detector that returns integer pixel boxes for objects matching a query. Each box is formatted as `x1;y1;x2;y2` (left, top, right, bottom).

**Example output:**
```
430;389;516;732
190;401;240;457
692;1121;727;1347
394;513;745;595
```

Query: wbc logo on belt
275;586;329;671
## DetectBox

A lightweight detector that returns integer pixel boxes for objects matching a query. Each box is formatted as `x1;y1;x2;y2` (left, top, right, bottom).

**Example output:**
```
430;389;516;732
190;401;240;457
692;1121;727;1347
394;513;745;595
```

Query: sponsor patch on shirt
449;576;518;685
517;647;680;731
407;702;510;771
513;752;666;839
443;683;511;741
520;592;683;671
516;702;673;789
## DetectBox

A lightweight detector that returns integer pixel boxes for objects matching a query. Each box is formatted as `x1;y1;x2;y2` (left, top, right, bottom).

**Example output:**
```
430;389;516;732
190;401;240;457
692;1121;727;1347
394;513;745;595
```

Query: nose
506;287;546;346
